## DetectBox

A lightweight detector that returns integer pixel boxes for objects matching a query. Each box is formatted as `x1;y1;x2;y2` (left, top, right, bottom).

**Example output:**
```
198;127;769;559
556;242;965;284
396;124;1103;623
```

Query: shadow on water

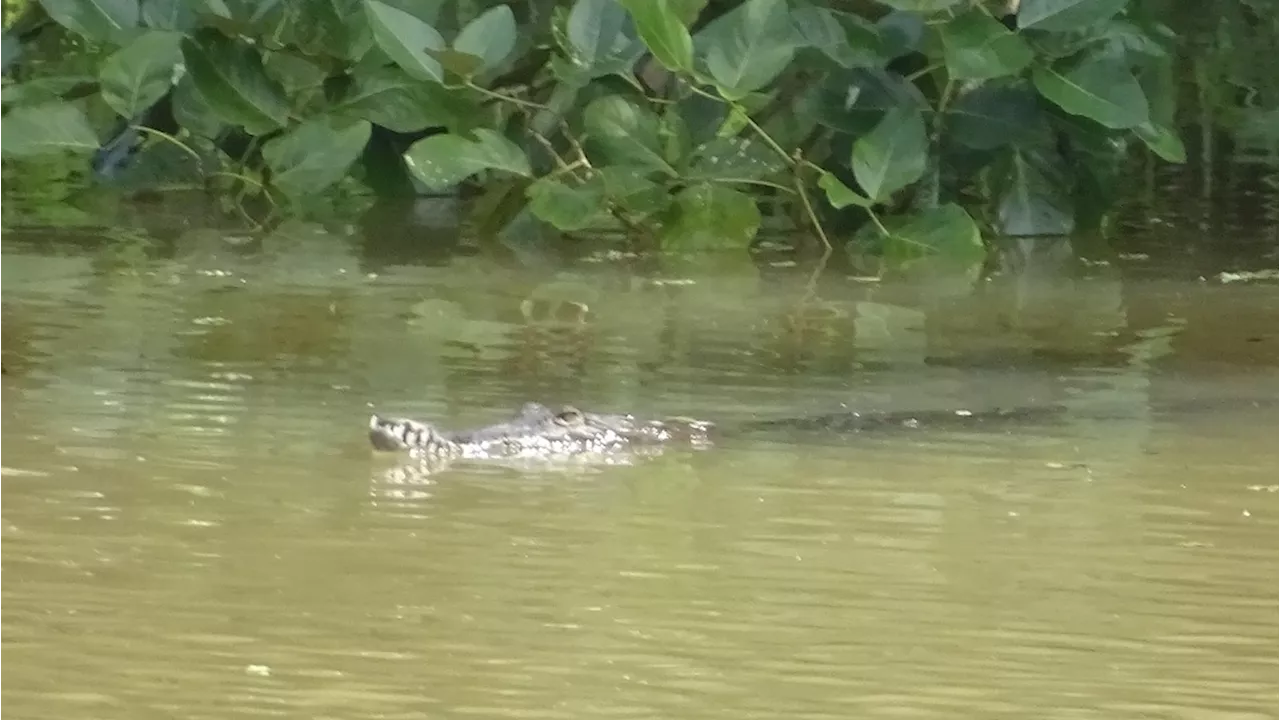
2;179;1277;718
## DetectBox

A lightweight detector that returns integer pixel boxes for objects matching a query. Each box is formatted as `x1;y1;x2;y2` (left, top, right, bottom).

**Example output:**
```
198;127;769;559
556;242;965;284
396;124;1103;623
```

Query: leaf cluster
1;0;1185;258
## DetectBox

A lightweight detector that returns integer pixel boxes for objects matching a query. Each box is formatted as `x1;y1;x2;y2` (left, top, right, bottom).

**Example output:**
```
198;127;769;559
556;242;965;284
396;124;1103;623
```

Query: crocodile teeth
369;415;446;453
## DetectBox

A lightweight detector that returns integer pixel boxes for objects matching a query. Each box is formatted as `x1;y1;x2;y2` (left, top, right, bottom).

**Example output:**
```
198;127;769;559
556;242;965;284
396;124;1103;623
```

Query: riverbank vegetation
1;0;1275;260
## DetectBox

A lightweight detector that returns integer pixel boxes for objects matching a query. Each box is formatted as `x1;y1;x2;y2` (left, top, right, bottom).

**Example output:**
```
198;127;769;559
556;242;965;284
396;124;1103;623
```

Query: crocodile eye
555;407;584;425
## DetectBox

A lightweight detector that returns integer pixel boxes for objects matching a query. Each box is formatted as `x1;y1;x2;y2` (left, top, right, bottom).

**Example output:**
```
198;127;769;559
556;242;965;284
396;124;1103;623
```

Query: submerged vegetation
0;0;1273;258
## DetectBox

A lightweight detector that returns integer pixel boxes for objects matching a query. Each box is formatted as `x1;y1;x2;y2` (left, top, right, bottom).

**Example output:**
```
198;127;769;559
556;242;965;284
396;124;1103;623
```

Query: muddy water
2;229;1276;719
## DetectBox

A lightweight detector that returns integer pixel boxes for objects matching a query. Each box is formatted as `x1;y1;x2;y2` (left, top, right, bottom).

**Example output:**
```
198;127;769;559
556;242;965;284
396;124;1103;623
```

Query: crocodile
369;401;1063;474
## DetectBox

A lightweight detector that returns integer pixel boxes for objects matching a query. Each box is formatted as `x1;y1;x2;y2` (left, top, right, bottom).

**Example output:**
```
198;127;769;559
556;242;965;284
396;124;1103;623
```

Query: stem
794;173;832;252
710;178;796;194
460;81;548;110
906;63;942;82
211;170;269;193
548;158;587;178
529;128;581;178
558;120;592;171
867;208;891;237
687;84;797;168
131;127;202;164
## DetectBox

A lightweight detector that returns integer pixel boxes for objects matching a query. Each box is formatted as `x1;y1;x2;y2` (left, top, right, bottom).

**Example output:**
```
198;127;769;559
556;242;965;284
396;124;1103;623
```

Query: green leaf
453;4;517;74
527;176;608;231
403;129;532;191
100;30;183;120
262;117;372;198
878;10;924;59
1017;0;1127;32
583;95;675;175
791;6;884;69
661;184;760;249
0;101;99;157
140;0;197;30
620;0;693;72
37;0;138;43
699;0;797;100
687;135;786;182
947;83;1044;150
1;74;96;108
0;33;15;73
851;105;928;202
817;67;928;135
332;66;467;133
264;51;328;97
874;0;963;12
181;29;290;134
171;75;225;138
1134;122;1185;163
599;166;668;216
364;0;446;82
1032;57;1149;129
818;171;872;209
995;147;1074;236
940;9;1033;81
879;204;984;263
567;0;643;74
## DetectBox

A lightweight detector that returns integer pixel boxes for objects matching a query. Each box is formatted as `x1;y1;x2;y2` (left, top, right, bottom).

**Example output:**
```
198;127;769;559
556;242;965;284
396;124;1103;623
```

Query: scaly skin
368;400;1065;478
370;402;714;461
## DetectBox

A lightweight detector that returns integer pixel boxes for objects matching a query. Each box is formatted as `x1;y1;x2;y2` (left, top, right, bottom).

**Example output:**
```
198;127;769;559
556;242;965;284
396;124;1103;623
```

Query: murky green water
3;223;1276;719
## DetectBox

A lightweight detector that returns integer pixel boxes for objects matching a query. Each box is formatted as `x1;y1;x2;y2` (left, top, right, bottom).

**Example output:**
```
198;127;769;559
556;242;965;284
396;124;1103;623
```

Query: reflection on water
2;227;1276;719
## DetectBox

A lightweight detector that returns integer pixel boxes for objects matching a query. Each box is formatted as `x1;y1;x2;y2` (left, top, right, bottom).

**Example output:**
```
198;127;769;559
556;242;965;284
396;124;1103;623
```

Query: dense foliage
2;0;1194;257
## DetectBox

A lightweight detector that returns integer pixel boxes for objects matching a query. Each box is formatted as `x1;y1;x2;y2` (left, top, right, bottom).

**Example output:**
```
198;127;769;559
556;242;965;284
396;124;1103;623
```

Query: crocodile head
370;402;713;463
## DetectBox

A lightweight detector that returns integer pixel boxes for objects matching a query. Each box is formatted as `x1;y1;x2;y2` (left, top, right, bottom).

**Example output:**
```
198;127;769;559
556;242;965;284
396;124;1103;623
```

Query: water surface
3;228;1276;719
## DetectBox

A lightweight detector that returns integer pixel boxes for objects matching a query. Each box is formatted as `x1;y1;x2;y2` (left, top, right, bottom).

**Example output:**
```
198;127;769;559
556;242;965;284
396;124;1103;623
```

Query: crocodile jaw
369;415;460;456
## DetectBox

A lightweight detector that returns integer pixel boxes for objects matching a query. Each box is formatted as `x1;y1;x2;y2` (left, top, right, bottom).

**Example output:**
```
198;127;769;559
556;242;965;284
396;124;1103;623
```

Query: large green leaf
181;30;290;134
171;75;225;138
947;84;1044;150
567;0;643;75
364;0;446;82
1017;0;1127;32
620;0;693;72
0;101;99;157
2;74;95;108
940;9;1033;81
791;5;884;69
262;117;372;198
877;10;924;59
699;0;797;100
583;95;675;175
818;171;872;209
332;66;467;133
686;135;785;182
1032;57;1149;129
453;4;516;74
856;203;983;264
140;0;197;30
599;166;668;216
527;176;609;231
263;51;328;97
995;146;1074;236
874;0;962;12
1134;122;1185;163
38;0;138;43
191;0;232;20
851;105;928;202
0;33;15;73
661;184;760;249
100;30;183;120
816;67;928;135
403;129;532;191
